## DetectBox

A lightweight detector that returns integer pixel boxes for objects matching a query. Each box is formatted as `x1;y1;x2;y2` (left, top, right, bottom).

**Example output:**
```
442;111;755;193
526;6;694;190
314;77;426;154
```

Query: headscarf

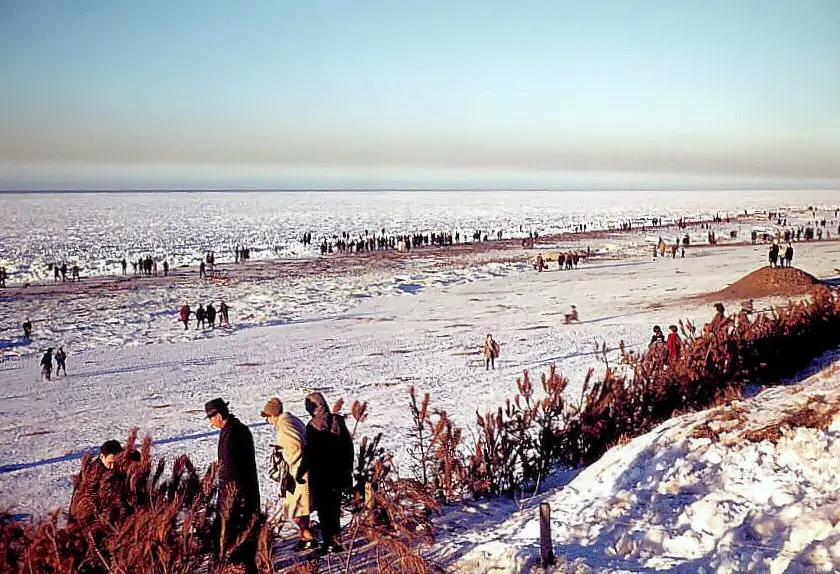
304;392;335;432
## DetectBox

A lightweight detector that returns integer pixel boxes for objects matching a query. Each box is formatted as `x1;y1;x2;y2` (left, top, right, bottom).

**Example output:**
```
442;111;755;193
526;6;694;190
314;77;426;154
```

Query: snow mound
446;358;840;573
713;266;822;301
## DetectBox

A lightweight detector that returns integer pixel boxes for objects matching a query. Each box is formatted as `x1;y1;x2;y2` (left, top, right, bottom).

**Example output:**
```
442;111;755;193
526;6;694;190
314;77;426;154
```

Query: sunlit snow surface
1;190;840;573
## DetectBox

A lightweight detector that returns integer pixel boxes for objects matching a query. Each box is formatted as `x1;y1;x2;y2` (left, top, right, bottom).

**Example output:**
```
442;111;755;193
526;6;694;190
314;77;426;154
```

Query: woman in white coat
261;397;315;549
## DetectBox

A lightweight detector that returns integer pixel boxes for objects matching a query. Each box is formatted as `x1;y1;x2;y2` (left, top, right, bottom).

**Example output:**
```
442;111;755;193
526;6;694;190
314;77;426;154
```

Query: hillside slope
446;354;840;574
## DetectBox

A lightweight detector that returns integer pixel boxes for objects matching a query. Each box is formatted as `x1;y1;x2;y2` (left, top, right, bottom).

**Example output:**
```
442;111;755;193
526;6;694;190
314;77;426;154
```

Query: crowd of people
312;228;498;256
72;392;354;571
178;301;230;330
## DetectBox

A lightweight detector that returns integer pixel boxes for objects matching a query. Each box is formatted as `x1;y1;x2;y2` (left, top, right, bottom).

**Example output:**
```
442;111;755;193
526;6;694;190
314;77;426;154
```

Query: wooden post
539;502;555;567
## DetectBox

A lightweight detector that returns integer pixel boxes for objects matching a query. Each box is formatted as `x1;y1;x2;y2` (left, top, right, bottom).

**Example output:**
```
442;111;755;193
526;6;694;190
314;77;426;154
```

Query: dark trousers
485;357;495;370
56;361;66;375
315;489;342;546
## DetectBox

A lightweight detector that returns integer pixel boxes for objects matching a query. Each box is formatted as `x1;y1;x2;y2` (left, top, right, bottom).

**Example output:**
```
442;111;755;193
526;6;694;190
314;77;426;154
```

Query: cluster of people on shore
309;227;509;256
234;246;251;263
178;301;230;330
652;237;687;259
73;392;354;571
124;255;169;277
50;262;81;282
768;242;795;268
39;346;68;380
533;251;586;271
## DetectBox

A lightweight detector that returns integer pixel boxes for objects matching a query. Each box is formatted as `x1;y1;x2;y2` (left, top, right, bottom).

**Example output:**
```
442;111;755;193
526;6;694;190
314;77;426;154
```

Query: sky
0;1;839;190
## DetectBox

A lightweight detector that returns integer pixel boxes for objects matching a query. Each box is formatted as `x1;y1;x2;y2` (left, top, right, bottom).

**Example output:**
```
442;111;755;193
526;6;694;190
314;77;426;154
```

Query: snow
442;355;840;574
1;190;840;572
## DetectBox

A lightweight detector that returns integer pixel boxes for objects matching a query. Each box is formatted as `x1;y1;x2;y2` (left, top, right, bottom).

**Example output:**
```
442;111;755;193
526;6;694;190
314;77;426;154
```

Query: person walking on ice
179;303;191;330
484;333;500;370
40;348;53;381
55;346;67;376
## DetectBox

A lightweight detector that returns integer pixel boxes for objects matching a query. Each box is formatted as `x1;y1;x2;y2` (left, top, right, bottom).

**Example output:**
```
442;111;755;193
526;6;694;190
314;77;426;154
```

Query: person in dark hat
205;398;260;572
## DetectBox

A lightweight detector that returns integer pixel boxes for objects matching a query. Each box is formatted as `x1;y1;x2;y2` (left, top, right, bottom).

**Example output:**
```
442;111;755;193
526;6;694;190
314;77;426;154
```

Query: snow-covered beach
2;189;840;572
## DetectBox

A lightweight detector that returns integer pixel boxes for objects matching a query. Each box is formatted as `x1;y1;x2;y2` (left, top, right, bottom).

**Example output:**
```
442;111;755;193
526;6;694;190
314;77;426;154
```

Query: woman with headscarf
297;392;354;554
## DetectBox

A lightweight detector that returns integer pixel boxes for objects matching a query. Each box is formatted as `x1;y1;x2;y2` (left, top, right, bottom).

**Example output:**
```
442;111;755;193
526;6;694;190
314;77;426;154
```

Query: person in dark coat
206;303;217;329
297;392;354;554
22;318;32;339
69;439;123;523
40;348;53;381
649;325;665;347
195;304;206;329
206;398;260;572
55;347;67;376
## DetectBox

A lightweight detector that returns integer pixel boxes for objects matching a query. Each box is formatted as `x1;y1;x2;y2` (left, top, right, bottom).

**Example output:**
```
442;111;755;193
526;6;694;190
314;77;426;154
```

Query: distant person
199;260;207;279
23;318;32;339
205;398;260;572
707;303;730;336
60;263;68;282
55;346;67;376
219;301;230;326
179;304;191;330
298;392;354;554
206;302;217;328
195;304;206;329
483;333;500;370
784;243;794;268
40;348;53;381
563;305;579;324
666;325;681;360
768;242;779;268
120;258;127;275
0;265;7;287
163;260;169;276
649;325;665;347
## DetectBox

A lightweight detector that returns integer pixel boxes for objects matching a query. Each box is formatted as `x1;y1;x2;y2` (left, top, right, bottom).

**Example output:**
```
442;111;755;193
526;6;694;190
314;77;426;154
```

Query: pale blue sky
1;1;839;189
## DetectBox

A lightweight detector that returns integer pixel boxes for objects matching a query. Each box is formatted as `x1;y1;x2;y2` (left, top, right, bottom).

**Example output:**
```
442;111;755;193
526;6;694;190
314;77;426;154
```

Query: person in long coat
297;392;353;554
261;397;314;549
206;398;260;571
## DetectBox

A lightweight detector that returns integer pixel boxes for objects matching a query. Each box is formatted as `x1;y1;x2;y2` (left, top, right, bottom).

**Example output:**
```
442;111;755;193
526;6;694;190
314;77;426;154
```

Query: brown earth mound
712;266;822;301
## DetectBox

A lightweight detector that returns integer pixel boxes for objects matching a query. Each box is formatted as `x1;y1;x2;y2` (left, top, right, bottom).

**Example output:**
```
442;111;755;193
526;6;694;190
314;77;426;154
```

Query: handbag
269;445;296;497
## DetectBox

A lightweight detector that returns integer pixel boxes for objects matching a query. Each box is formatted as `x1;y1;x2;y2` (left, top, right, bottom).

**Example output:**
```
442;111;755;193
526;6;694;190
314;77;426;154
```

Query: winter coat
179;305;190;321
666;333;681;359
40;352;52;369
55;350;66;364
649;332;665;346
274;412;311;518
218;415;260;517
484;339;500;359
206;305;217;322
300;393;353;507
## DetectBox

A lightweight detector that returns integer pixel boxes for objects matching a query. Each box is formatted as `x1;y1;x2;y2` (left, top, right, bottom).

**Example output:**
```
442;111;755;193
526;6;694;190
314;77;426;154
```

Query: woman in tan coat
261;397;315;549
